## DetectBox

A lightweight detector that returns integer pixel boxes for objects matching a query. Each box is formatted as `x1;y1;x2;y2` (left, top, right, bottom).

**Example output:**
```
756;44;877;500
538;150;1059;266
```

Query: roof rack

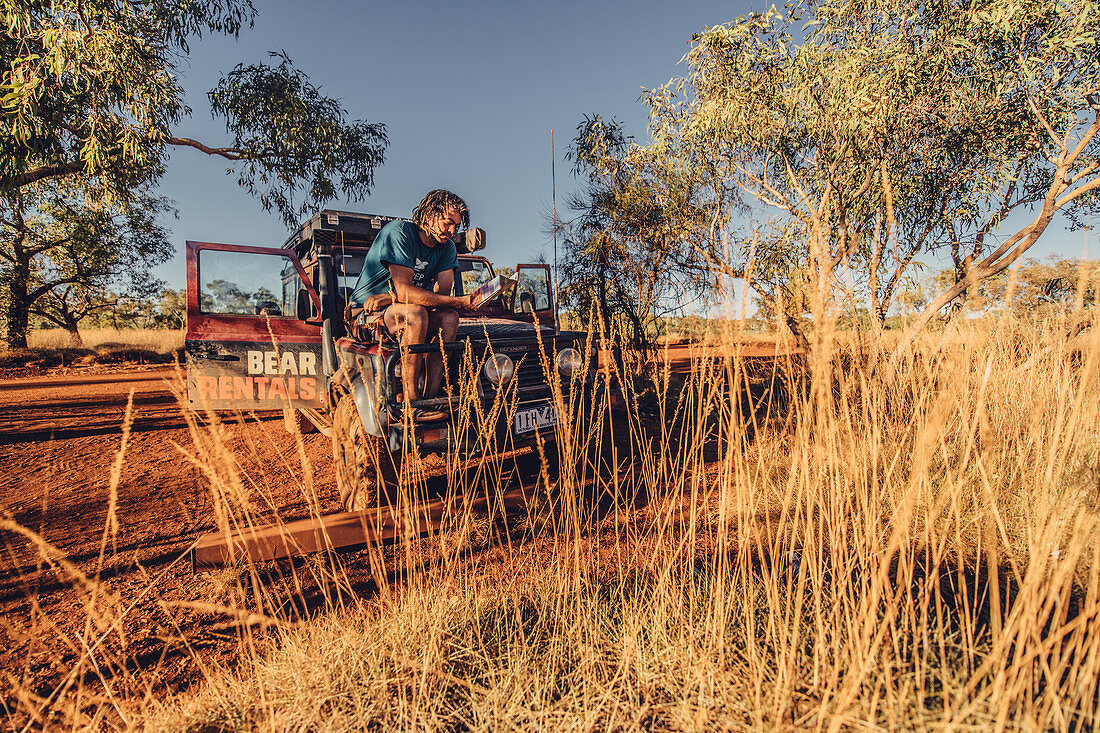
283;209;486;256
283;210;405;255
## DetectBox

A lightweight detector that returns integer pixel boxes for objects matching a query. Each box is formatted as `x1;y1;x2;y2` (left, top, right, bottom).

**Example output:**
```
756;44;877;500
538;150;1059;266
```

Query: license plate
514;403;558;435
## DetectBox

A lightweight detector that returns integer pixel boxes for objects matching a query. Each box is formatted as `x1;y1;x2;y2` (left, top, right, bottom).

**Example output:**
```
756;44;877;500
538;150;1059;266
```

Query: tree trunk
943;254;972;325
5;252;31;349
597;250;612;342
63;316;83;345
783;312;811;354
621;301;649;363
893;197;1061;361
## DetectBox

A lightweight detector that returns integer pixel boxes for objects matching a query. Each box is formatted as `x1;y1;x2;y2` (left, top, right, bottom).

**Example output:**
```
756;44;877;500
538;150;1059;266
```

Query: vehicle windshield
455;259;494;296
329;251;493;298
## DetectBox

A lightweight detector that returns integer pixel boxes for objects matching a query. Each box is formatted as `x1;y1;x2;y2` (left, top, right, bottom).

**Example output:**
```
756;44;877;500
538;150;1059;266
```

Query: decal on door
186;341;324;409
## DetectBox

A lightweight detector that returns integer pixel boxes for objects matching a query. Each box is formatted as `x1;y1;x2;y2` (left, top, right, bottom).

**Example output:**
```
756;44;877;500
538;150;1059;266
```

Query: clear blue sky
156;0;754;286
155;0;1094;291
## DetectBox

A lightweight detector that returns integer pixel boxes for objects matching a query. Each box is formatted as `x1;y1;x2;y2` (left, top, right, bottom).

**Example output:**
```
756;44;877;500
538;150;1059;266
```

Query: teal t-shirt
349;220;458;304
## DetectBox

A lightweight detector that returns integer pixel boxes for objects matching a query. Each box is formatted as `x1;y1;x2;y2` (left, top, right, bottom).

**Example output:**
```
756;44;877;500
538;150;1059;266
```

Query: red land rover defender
185;210;598;510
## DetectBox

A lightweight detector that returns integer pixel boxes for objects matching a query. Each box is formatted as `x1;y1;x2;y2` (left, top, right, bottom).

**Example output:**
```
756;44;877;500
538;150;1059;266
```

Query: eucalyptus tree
641;3;933;352
641;0;1100;355
560;115;709;352
32;285;119;342
892;0;1100;347
1;179;172;345
1;0;388;346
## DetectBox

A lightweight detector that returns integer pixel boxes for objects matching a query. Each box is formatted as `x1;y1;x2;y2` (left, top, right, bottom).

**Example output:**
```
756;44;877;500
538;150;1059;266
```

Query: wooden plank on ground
191;485;531;569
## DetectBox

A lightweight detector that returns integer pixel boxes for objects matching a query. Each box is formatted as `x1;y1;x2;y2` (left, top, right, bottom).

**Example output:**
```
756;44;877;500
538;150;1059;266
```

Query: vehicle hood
456;318;554;340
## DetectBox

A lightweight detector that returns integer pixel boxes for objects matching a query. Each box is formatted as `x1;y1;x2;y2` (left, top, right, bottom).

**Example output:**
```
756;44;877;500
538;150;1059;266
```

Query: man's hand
363;292;392;313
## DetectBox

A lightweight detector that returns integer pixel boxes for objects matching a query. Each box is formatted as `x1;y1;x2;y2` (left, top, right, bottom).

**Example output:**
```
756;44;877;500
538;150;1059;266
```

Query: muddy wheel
331;393;398;511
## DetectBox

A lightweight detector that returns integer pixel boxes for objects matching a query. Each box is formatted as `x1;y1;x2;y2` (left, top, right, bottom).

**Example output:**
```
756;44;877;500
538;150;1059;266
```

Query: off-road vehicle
185;210;598;510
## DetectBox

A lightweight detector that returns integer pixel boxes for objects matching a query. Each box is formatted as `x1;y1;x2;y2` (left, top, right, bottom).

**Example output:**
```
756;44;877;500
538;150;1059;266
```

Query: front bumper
336;335;604;456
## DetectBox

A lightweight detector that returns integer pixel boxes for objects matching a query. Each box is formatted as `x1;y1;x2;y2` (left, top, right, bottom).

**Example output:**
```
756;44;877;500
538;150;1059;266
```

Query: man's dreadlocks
413;189;469;231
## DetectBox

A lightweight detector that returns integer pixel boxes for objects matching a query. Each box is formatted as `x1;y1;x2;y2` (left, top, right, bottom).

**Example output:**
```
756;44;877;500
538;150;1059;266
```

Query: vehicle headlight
555;347;583;377
483;353;514;385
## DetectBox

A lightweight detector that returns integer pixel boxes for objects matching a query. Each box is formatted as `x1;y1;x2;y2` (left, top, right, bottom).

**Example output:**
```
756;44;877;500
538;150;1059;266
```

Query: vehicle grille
479;349;552;393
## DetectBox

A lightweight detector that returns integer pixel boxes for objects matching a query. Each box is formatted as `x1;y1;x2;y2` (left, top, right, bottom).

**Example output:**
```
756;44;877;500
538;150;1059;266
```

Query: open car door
185;241;325;410
510;263;555;322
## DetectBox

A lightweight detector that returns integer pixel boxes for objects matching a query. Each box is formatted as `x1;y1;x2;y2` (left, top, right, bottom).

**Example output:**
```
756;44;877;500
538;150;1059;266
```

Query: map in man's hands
470;273;516;310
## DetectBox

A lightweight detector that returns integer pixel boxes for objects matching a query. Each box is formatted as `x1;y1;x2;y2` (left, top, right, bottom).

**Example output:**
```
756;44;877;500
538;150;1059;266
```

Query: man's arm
433;269;455;297
389;264;471;309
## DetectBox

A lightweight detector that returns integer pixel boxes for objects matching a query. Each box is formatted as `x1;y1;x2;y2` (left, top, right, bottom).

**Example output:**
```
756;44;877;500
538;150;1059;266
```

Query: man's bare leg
424;308;459;398
383;304;429;401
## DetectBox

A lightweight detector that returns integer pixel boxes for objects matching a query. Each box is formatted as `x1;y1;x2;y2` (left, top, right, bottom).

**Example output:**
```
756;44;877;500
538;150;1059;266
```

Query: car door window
199;249;293;316
514;267;551;312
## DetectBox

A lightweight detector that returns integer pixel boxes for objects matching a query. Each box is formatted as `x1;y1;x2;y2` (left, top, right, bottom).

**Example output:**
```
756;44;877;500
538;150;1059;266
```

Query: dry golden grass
24;328;184;354
0;328;184;369
5;311;1100;730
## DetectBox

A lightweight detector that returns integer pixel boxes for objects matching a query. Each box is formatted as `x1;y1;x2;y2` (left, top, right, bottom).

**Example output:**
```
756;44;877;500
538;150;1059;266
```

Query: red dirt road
0;356;600;718
0;365;340;713
1;366;339;559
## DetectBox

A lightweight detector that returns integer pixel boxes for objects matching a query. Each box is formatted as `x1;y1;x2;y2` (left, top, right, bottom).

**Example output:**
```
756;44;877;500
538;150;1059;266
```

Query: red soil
0;365;339;720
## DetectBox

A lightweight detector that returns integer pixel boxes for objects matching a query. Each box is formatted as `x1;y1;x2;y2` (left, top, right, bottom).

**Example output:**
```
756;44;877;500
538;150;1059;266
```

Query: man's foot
412;407;448;423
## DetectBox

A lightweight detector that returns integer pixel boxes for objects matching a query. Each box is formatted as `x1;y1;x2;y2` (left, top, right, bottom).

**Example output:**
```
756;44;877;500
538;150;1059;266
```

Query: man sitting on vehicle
349;189;475;422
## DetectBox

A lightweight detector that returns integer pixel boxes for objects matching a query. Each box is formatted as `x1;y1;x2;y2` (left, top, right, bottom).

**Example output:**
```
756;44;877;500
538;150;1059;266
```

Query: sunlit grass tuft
0;328;184;369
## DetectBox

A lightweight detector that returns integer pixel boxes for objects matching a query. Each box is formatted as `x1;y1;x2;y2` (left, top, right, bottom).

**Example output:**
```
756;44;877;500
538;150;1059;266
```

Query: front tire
331;393;399;511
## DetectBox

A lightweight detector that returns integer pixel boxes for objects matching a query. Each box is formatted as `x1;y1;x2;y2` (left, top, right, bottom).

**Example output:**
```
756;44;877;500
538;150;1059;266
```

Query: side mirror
513;264;553;314
295;288;312;320
519;292;535;314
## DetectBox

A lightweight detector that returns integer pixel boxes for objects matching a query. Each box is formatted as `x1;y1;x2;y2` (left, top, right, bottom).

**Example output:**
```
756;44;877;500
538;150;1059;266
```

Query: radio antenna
552;128;559;330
